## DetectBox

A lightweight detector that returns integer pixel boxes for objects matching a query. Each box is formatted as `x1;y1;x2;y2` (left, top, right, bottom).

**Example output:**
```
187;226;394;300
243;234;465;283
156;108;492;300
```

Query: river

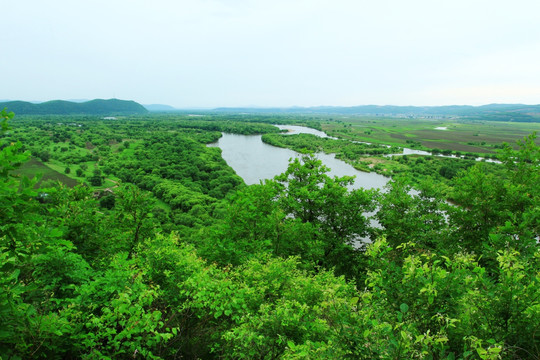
208;126;389;190
275;125;499;162
208;124;498;189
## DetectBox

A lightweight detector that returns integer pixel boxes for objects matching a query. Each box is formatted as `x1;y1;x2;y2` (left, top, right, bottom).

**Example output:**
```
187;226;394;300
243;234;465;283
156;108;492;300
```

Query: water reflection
275;125;335;138
209;131;389;189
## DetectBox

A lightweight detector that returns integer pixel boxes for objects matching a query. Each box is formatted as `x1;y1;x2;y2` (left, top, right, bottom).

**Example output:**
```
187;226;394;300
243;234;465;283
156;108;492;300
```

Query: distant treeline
212;104;540;122
4;99;540;121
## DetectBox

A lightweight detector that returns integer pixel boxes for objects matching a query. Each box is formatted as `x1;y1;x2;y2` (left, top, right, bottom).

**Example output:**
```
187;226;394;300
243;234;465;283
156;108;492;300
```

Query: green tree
448;133;539;262
99;193;116;209
114;184;156;258
0;109;87;357
359;238;539;359
274;154;377;277
195;182;319;266
36;150;50;162
376;177;450;252
88;168;103;186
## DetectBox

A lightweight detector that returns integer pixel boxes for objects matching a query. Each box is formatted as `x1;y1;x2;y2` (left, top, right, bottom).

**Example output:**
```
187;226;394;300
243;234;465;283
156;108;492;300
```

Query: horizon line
2;98;540;109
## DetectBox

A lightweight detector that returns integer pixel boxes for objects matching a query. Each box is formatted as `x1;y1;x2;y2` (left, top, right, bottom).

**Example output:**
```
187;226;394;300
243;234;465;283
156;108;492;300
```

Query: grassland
13;158;79;188
321;116;540;154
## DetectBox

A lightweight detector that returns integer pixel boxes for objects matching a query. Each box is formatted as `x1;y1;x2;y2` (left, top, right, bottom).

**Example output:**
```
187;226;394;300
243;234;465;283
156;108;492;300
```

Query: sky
2;0;540;108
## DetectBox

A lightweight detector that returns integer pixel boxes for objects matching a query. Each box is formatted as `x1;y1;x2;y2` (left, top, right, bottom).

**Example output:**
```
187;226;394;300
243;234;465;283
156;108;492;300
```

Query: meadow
321;116;540;154
12;157;79;188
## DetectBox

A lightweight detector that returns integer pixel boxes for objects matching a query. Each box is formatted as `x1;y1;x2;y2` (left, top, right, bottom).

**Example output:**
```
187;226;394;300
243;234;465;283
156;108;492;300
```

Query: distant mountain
0;99;148;115
144;104;178;112
212;104;540;122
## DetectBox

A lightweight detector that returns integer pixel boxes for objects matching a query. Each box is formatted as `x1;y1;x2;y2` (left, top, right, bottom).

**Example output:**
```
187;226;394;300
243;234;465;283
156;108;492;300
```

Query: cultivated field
12;157;79;188
321;117;540;154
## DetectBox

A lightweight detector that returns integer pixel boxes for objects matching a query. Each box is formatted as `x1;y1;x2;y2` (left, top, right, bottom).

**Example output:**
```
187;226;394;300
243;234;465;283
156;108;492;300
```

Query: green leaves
376;177;450;252
1;112;538;359
65;255;172;359
362;236;540;359
400;303;409;314
274;153;377;276
1;107;14;131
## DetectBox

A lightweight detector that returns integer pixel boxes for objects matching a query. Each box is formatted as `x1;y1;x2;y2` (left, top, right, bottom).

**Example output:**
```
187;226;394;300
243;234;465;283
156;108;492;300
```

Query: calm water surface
209;127;389;189
209;124;498;189
275;125;334;138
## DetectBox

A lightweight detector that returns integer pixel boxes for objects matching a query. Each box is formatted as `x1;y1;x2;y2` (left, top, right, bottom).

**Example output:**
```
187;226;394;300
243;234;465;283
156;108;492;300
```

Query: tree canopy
0;110;538;359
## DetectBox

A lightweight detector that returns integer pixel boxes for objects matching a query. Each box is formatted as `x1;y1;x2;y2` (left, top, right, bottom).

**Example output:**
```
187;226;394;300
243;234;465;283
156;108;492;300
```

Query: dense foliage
261;133;401;156
1;111;538;359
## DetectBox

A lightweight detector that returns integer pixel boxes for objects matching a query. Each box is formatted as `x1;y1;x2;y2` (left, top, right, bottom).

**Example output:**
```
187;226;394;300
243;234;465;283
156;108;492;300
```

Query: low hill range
143;103;178;112
0;99;148;115
2;99;540;122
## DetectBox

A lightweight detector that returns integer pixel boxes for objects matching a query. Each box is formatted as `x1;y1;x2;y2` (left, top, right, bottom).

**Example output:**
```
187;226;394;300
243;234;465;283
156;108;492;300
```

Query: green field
322;117;540;154
12;157;79;188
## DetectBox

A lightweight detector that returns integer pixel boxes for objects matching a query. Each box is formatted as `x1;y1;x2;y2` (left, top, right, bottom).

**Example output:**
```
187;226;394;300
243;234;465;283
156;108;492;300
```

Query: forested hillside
0;99;148;115
1;109;538;359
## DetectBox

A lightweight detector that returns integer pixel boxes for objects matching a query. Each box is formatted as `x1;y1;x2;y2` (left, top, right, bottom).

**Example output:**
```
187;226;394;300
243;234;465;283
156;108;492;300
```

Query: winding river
209;126;390;190
275;125;499;162
209;124;500;190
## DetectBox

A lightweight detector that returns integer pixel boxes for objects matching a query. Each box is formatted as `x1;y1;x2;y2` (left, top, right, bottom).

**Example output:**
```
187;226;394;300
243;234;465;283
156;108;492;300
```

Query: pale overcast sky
2;0;540;107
